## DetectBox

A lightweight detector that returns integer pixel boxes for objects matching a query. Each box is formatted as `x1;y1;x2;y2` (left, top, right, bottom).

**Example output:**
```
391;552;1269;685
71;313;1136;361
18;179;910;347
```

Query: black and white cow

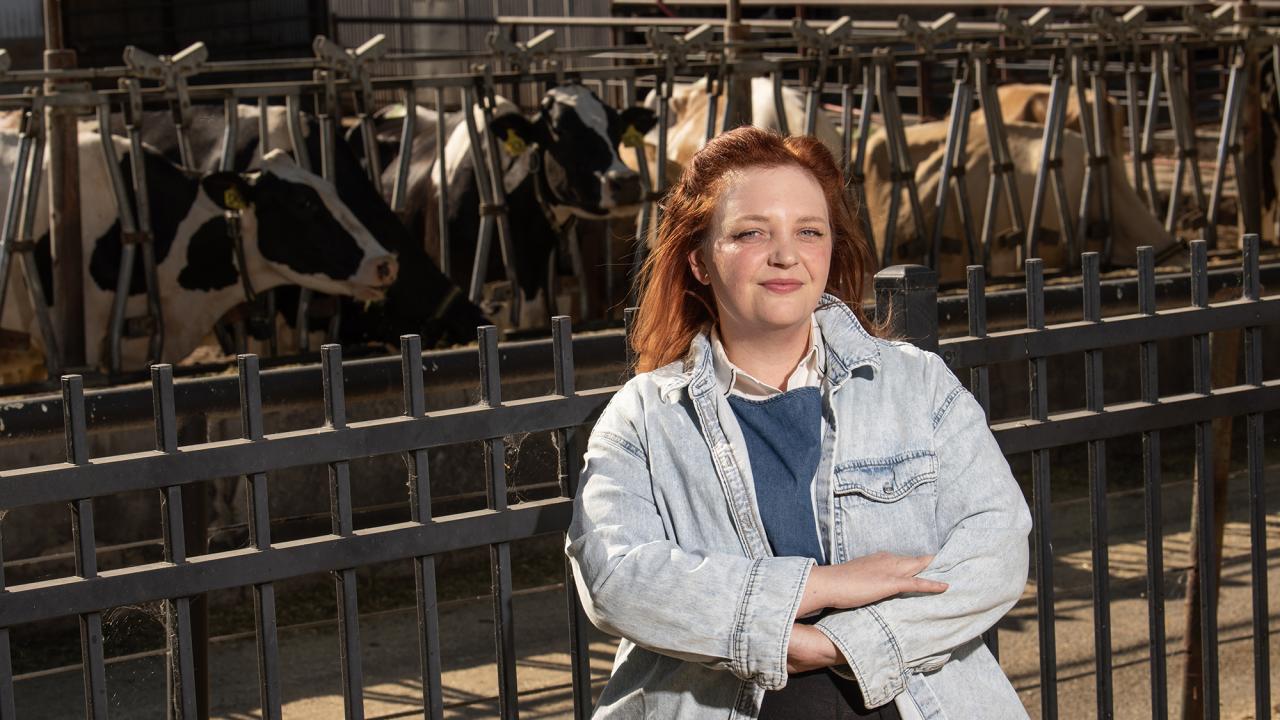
118;103;489;350
353;85;658;323
0;131;397;369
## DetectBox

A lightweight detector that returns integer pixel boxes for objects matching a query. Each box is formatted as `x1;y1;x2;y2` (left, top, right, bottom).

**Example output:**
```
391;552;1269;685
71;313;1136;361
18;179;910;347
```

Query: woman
566;126;1031;719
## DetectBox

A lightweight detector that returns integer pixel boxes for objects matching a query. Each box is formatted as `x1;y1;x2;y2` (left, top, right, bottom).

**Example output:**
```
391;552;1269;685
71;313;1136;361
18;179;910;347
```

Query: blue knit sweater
726;386;825;563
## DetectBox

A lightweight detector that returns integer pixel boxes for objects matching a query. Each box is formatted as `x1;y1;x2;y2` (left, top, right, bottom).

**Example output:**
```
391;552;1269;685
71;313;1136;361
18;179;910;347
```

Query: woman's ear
687;248;710;285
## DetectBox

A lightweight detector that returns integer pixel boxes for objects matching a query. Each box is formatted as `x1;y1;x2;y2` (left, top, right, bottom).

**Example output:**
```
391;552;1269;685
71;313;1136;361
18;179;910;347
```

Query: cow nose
376;257;398;285
604;168;642;206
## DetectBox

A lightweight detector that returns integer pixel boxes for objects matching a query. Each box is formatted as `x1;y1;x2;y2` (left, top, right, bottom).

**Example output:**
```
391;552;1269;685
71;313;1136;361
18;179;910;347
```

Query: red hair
630;126;882;373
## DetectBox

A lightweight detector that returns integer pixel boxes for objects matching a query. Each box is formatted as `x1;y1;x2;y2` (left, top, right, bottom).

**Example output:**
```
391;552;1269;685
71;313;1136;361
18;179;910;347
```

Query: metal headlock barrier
0;5;1278;386
0;235;1273;719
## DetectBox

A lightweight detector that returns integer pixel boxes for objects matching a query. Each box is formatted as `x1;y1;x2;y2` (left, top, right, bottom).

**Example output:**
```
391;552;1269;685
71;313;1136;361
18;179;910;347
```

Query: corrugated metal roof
0;0;42;40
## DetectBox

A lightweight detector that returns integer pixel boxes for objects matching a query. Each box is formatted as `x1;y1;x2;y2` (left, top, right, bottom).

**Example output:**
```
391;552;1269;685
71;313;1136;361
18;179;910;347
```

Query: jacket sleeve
565;383;815;691
813;353;1032;708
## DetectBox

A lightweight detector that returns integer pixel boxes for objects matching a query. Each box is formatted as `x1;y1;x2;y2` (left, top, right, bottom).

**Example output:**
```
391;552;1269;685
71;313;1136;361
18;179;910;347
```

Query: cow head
196;150;398;301
487;85;658;220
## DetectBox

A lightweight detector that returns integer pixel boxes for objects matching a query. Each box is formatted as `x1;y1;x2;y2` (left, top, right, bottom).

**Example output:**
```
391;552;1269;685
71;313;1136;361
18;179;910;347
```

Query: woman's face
690;164;832;337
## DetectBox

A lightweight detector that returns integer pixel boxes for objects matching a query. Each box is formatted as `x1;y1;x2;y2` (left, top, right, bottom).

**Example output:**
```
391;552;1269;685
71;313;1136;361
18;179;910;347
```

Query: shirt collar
709;315;825;397
658;294;881;403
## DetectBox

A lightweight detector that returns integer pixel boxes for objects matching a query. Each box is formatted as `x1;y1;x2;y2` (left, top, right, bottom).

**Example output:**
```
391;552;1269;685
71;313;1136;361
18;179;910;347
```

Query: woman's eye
731;229;763;241
799;228;826;239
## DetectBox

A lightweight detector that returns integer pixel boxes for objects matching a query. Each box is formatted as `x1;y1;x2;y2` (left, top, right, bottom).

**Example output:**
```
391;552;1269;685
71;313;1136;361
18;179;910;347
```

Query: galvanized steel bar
257;96;270;159
399;335;444;720
478;326;519;720
391;85;416;214
97;102;143;375
64;376;110;719
322;345;365;719
1205;56;1244;248
772;69;790;136
219;96;239;172
1138;48;1164;215
930;71;976;268
238;355;282;720
1136;246;1167;720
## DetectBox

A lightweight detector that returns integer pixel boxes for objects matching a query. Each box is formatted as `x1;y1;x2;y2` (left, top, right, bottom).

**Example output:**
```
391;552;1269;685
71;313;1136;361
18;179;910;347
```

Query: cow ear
202;172;255;211
617;106;659;147
488;114;545;157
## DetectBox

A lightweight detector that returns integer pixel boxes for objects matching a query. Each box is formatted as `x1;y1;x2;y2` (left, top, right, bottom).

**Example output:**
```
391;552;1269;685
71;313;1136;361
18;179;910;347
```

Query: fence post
874;264;939;353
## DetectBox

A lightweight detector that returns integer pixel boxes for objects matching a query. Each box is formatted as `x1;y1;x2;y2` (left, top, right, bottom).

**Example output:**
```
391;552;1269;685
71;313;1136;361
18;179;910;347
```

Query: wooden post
42;0;85;369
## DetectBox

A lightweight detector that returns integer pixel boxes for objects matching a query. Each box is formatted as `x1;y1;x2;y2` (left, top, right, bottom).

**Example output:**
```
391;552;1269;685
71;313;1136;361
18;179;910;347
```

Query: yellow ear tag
621;124;644;148
503;129;527;157
223;186;248;211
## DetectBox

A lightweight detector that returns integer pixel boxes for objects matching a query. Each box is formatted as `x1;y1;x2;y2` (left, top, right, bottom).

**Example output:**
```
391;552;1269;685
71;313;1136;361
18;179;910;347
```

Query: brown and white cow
863;119;1176;283
626;74;844;191
0;130;398;369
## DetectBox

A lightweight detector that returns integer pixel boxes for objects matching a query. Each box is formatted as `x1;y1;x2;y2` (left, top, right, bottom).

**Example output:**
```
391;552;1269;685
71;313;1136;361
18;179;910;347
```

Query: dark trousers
757;667;903;720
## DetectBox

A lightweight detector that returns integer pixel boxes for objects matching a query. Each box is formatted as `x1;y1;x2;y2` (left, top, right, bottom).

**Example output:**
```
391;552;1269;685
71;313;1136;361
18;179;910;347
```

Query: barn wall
331;0;613;109
0;0;41;40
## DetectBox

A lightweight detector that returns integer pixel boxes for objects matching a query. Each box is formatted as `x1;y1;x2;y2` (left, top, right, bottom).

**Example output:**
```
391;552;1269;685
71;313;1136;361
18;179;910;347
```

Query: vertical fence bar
238;355;282;720
152;366;198;720
1189;240;1219;719
1136;246;1167;720
0;492;13;720
478;327;519;720
965;265;990;417
322;345;365;719
1240;234;1269;720
623;307;638;378
552;316;592;719
64;376;109;719
966;264;996;657
1081;253;1113;719
399;335;445;720
1025;260;1057;720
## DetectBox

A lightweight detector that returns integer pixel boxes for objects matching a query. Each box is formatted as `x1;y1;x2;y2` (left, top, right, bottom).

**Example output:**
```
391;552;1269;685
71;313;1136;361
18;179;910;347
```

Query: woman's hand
786;623;841;674
796;552;949;618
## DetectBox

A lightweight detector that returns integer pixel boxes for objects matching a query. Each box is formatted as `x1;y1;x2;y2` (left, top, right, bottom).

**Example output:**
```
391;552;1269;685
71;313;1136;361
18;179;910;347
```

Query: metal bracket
646;23;713;72
122;42;206;131
996;7;1052;47
898;12;957;55
792;16;853;56
1184;5;1234;38
488;28;559;75
1092;6;1146;43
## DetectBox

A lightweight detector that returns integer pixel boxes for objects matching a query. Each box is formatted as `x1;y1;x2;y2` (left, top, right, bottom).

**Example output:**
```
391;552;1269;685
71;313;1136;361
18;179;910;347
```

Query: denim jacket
566;295;1032;719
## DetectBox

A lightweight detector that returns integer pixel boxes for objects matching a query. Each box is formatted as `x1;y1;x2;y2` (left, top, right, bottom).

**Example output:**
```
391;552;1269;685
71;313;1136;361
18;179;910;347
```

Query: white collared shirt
710;315;826;399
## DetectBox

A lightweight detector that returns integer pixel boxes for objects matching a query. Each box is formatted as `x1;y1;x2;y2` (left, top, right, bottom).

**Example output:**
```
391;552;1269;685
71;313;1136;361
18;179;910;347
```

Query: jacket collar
657;293;881;403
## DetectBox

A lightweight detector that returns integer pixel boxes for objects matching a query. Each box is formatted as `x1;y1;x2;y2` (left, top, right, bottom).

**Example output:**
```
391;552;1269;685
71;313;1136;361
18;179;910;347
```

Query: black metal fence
0;237;1273;719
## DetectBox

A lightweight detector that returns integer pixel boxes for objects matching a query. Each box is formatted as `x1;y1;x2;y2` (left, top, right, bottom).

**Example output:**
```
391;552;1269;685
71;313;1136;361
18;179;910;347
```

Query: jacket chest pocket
830;450;940;562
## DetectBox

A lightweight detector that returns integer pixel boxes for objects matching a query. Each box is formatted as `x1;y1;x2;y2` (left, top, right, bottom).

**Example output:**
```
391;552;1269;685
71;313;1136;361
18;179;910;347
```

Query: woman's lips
761;280;803;293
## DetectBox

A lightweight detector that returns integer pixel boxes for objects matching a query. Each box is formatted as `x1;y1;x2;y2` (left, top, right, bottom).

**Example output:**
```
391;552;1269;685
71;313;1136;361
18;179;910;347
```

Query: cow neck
528;150;576;234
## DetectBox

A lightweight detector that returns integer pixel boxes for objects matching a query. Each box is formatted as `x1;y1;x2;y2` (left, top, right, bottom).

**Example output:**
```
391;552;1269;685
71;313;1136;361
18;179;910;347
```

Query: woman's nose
769;234;799;266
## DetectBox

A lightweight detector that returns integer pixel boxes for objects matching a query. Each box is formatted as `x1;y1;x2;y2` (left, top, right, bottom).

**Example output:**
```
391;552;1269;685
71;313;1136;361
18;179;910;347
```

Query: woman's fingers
900;576;949;594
